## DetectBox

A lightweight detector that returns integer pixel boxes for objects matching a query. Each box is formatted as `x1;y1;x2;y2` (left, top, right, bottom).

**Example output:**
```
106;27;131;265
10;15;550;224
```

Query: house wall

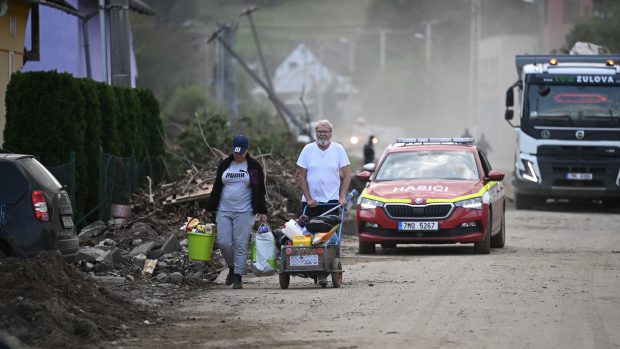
0;0;29;147
544;0;593;52
1;0;144;146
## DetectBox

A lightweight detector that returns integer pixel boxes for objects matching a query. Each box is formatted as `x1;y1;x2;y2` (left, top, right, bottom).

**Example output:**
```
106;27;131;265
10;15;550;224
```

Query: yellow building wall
0;0;29;147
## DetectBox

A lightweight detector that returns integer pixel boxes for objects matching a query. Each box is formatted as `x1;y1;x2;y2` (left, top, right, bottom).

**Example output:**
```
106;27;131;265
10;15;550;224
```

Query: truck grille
538;145;619;158
384;204;453;219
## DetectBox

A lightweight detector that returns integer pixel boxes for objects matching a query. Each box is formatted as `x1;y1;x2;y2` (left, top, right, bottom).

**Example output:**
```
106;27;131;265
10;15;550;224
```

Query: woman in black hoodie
206;135;268;289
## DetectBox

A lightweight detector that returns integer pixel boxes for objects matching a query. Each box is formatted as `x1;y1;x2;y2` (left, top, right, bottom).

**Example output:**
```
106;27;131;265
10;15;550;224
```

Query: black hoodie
206;153;268;214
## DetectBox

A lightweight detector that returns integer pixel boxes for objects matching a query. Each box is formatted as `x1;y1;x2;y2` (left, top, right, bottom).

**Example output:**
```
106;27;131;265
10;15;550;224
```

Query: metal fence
48;151;160;226
47;152;76;206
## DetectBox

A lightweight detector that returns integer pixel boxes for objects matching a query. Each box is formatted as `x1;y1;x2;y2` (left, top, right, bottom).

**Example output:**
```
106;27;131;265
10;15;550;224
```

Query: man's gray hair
315;119;333;131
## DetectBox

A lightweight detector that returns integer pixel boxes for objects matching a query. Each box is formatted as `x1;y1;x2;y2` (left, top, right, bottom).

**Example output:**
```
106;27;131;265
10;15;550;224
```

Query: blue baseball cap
231;134;249;153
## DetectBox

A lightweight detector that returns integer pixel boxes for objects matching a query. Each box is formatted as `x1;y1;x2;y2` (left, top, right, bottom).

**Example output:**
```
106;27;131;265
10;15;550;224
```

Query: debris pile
0;153;359;348
70;155;304;288
0;252;150;349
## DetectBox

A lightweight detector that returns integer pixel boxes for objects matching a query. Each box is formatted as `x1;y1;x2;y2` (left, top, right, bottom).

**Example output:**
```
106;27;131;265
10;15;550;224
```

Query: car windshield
527;83;620;124
375;150;479;181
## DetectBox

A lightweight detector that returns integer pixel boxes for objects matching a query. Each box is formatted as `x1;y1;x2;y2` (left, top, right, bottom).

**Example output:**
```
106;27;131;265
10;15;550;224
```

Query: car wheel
358;241;376;254
380;242;396;249
331;258;342;288
278;273;290;289
491;210;506;248
474;217;491;254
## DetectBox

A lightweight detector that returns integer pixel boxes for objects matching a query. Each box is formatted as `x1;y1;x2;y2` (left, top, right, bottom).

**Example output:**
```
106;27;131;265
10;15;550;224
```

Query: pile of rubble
0;153;361;348
71;155;304;287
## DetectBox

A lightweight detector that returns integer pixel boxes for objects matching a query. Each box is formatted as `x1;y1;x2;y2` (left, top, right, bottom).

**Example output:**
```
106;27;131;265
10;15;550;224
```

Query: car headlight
360;198;385;210
454;197;482;210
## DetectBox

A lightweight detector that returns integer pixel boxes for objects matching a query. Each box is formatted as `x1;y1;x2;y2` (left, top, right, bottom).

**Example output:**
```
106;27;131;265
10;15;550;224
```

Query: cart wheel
331;258;342;288
279;273;290;289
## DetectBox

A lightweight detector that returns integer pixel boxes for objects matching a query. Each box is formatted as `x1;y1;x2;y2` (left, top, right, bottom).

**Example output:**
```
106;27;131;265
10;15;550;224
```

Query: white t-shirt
219;161;252;212
296;142;350;203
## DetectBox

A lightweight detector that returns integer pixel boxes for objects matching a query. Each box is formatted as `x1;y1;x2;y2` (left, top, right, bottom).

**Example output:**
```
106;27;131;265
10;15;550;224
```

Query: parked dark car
0;152;79;260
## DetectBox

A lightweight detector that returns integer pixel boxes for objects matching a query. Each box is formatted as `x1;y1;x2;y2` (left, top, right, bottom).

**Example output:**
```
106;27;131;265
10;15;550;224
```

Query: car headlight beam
360;198;385;210
454;197;482;210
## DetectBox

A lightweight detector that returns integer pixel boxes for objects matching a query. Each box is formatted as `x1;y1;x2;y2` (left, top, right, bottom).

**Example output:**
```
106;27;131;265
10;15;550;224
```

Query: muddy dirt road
98;202;620;349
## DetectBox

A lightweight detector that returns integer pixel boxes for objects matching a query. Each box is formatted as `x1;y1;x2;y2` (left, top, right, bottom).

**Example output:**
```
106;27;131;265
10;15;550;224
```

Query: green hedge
3;71;164;222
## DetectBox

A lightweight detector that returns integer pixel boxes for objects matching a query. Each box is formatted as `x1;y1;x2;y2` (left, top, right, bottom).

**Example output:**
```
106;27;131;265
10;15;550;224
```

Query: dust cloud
268;1;545;171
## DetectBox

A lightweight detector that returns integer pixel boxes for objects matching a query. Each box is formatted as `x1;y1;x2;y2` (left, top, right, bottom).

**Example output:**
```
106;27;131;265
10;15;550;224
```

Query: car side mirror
486;170;505;181
355;171;372;182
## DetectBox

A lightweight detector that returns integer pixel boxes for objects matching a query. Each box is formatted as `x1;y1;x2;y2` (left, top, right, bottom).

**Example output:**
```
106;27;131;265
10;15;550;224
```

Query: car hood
365;179;483;203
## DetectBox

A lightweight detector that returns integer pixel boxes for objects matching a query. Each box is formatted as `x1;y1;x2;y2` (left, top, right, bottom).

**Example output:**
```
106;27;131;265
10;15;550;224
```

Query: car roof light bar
395;137;475;145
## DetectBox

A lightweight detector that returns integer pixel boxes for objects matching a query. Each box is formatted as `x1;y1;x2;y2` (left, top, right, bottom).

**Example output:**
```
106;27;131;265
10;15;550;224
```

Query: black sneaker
318;274;328;287
225;266;234;286
232;274;242;289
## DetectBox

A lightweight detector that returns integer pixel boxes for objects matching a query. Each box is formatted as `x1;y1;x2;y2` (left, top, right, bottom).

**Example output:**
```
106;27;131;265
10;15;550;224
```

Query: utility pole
208;27;303;135
469;0;481;133
537;0;545;53
379;29;387;70
109;0;131;87
423;20;438;67
214;23;238;122
98;0;108;84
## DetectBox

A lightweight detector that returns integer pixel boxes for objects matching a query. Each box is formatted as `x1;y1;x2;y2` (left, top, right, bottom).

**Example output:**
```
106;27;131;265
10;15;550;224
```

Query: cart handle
302;189;358;216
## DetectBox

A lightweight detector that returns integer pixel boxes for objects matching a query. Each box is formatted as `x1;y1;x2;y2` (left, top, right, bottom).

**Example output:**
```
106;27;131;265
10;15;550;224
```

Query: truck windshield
526;84;620;124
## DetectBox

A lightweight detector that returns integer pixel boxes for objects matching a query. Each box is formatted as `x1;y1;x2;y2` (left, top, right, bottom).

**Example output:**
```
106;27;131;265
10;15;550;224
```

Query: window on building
9;15;16;36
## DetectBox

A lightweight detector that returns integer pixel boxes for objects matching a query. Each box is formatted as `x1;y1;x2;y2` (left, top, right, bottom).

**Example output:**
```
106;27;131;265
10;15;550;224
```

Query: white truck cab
504;55;620;209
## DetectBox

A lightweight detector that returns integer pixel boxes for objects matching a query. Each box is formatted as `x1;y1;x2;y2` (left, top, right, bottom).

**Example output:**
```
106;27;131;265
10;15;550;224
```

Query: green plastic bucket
187;232;215;261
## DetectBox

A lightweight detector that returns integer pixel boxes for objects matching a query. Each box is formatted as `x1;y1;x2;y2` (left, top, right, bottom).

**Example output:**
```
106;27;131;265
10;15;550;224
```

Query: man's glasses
316;130;332;134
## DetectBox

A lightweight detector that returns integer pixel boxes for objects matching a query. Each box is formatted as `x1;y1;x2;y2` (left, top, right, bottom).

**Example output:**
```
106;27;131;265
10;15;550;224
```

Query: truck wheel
474;218;491;254
491;211;506;248
358;241;376;254
331;258;342;288
279;273;290;289
515;193;536;210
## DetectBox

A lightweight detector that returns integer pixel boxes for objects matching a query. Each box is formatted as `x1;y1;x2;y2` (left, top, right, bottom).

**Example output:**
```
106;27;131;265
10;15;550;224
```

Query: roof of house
273;43;358;95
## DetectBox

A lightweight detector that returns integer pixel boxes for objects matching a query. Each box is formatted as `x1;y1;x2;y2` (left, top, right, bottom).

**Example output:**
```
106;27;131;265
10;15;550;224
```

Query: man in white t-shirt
296;119;351;219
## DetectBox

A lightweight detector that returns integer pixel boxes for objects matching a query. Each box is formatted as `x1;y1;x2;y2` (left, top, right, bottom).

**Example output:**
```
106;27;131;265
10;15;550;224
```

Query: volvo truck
504;54;620;209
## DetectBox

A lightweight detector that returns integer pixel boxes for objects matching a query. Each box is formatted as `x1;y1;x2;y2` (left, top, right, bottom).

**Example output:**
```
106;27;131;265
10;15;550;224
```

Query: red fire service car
355;138;506;254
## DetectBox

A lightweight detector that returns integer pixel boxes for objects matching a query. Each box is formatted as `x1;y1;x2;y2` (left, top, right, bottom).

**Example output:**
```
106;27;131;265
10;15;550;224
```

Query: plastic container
282;219;304;240
187;232;215;261
293;235;312;246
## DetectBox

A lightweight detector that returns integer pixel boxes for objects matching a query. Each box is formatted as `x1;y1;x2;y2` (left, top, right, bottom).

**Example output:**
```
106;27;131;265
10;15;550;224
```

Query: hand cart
278;190;357;289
